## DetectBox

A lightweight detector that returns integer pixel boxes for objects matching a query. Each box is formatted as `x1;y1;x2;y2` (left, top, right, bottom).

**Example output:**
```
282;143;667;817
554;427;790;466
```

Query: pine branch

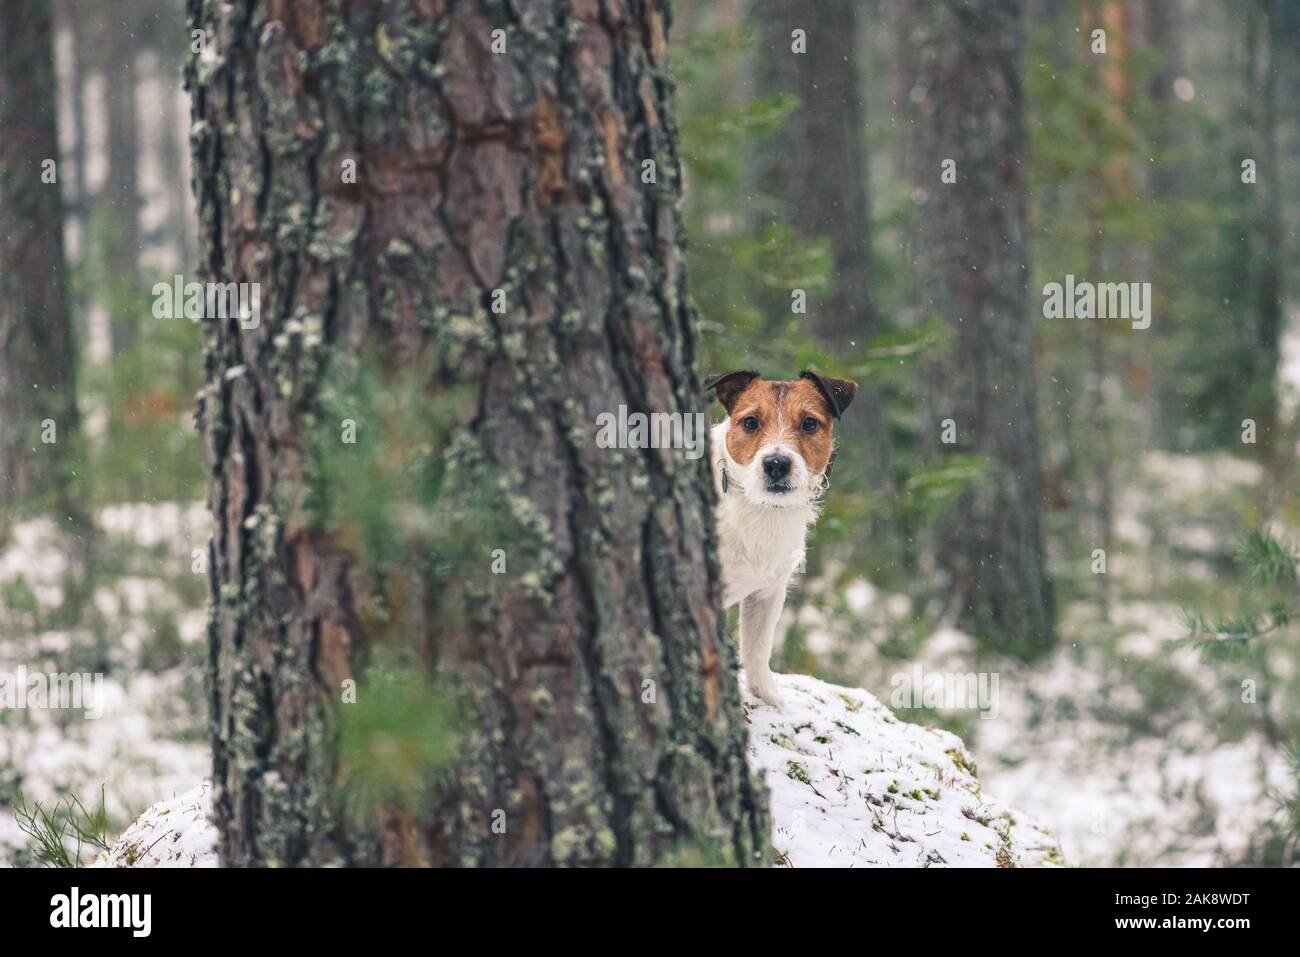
1237;529;1300;586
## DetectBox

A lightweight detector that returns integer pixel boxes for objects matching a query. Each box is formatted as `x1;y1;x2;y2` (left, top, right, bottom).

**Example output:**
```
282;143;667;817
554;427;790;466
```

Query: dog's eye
741;416;760;432
801;417;820;433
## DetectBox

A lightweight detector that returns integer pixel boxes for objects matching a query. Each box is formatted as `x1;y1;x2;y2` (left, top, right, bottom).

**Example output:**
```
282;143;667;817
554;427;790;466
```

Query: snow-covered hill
94;782;216;868
96;672;1063;868
745;671;1063;867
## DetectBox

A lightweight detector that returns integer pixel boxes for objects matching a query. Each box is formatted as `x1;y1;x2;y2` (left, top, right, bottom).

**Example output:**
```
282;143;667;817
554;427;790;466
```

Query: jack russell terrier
704;369;858;709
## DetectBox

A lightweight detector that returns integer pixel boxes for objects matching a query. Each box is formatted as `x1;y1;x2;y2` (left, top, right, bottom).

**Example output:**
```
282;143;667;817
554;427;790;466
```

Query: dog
704;369;858;708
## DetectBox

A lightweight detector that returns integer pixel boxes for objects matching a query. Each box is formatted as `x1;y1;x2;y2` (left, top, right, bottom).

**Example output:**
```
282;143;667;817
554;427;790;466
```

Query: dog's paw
746;670;786;710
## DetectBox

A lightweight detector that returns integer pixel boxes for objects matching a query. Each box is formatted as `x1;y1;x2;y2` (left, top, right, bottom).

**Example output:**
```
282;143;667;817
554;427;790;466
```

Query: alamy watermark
50;887;151;937
152;274;261;329
595;406;708;460
890;664;999;720
1043;274;1151;330
0;667;104;719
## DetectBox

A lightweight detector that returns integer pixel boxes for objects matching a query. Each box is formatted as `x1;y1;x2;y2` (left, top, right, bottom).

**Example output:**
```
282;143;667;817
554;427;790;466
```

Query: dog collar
718;458;829;503
718;458;734;494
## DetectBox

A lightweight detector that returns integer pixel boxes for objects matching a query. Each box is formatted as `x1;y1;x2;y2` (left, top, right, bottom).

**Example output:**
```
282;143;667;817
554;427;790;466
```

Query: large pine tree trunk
188;0;768;867
0;0;78;513
911;0;1054;654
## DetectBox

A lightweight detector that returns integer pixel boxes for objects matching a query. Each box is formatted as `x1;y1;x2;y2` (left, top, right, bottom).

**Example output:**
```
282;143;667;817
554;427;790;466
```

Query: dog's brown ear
800;369;858;420
704;369;760;413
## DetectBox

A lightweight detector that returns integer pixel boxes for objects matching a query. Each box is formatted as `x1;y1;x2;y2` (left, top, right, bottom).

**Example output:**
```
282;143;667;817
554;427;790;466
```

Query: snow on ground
793;450;1297;867
14;499;1060;869
0;504;210;867
972;602;1293;867
98;670;1061;869
745;672;1063;867
5;453;1290;868
797;584;1292;866
95;782;216;867
0;669;209;857
1280;323;1300;420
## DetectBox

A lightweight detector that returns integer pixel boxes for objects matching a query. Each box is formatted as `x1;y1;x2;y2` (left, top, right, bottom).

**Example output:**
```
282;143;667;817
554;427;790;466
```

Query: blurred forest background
2;0;1299;866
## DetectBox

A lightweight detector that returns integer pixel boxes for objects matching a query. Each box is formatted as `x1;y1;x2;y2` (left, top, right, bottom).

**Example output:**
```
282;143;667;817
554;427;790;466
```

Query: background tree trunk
104;3;143;355
1144;0;1189;450
752;0;891;491
189;0;768;867
0;0;79;514
138;0;195;270
1246;0;1284;464
63;0;91;252
752;0;877;339
911;0;1054;654
156;68;194;269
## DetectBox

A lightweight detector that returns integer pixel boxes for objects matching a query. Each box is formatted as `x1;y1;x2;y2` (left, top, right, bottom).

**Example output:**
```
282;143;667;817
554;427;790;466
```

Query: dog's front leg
739;582;789;708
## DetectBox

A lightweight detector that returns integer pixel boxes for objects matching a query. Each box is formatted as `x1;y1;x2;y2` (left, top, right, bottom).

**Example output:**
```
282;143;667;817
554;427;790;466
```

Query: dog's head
705;369;858;507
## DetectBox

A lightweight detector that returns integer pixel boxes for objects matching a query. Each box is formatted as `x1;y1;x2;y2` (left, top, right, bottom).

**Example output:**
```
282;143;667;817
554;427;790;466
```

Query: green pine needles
13;786;112;867
1181;527;1300;854
1180;529;1297;655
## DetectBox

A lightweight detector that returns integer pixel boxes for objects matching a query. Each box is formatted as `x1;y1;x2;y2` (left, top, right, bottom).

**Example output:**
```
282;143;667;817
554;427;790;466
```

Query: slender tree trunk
1081;1;1138;622
1248;0;1283;463
912;0;1054;654
64;0;90;249
0;0;79;515
883;0;915;187
752;0;876;339
1144;0;1191;449
104;6;142;354
158;80;194;269
752;0;891;492
1266;0;1300;503
141;0;195;271
189;0;768;867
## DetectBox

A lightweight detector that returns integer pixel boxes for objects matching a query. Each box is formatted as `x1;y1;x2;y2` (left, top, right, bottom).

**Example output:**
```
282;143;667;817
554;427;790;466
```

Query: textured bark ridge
188;0;768;866
911;0;1055;654
0;0;78;511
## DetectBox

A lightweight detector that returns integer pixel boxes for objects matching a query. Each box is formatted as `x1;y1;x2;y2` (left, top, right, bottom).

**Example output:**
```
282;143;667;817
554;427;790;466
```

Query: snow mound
95;783;217;868
745;671;1064;867
99;675;1064;869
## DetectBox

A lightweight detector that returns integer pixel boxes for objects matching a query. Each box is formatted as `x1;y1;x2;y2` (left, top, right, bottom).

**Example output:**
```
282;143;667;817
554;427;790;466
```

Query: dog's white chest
716;499;808;606
711;422;814;607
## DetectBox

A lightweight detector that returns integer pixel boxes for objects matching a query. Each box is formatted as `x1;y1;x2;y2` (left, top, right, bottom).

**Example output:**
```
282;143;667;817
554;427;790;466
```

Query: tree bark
911;0;1054;654
0;0;79;513
189;0;768;867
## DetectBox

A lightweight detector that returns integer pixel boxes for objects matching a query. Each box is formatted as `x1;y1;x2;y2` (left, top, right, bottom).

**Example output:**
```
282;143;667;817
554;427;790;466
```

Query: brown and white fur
705;370;858;709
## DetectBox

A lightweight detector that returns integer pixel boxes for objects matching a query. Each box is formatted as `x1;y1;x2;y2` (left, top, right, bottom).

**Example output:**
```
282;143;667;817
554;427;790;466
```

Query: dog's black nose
763;455;792;482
